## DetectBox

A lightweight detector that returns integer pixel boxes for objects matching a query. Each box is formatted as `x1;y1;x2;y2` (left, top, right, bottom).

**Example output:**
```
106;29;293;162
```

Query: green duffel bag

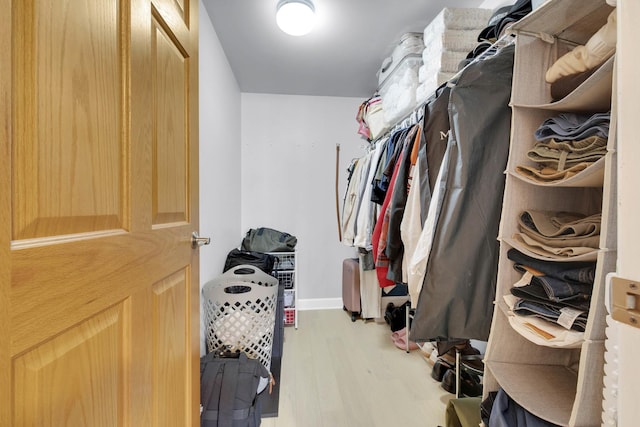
241;227;297;253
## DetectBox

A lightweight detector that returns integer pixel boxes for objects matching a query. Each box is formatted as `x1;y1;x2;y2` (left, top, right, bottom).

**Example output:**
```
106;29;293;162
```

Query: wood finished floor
261;309;453;427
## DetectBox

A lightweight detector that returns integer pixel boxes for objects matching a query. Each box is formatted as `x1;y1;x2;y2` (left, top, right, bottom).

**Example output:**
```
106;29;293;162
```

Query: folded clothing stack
512;210;602;260
417;7;492;103
515;112;610;184
504;248;596;346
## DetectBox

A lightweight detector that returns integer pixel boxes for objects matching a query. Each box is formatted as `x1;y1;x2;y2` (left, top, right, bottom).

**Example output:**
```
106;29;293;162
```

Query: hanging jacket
386;125;420;283
353;140;386;249
371;146;406;288
341;158;364;245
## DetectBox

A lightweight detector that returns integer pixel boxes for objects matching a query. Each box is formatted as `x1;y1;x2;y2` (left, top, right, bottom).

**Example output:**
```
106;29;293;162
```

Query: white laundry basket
202;265;278;370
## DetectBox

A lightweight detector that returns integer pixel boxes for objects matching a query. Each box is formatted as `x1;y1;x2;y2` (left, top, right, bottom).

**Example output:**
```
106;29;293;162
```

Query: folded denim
508;248;596;285
505;295;584;348
508;315;584;348
513;233;598;259
512;299;588;332
515;162;594;183
534;112;610;142
519;210;601;238
511;279;591;311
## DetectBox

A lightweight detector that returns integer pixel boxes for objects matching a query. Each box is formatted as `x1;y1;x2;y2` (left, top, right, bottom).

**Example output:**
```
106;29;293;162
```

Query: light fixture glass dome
276;0;316;36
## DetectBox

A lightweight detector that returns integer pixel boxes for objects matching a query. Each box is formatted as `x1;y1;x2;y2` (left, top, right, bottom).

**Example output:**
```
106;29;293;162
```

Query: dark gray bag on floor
241;227;297;253
200;352;269;427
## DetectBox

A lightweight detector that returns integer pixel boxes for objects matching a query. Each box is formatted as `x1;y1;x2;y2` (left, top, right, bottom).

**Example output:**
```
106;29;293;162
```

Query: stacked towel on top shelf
417;7;492;104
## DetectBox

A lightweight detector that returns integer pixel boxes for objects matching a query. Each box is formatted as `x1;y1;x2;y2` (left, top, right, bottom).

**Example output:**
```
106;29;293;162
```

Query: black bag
223;249;277;274
200;351;269;427
241;227;297;253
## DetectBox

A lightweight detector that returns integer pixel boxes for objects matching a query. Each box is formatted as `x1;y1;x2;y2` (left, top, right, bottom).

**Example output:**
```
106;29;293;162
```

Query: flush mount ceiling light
276;0;316;36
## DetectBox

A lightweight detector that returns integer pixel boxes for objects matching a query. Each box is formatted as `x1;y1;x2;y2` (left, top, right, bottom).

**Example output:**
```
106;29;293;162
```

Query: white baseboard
298;298;342;311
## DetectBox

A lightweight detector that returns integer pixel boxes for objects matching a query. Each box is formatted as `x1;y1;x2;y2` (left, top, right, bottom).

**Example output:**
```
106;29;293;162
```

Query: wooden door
0;0;200;425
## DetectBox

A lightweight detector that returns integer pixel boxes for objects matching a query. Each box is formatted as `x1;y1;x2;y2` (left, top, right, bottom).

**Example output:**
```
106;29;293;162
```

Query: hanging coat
371;145;406;288
385;125;419;283
410;44;515;342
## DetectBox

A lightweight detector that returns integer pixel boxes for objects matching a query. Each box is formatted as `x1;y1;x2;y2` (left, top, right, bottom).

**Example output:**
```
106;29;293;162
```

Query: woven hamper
202;265;278;370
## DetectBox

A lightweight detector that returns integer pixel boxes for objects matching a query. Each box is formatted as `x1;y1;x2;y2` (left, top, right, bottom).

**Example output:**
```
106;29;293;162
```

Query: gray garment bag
411;44;515;342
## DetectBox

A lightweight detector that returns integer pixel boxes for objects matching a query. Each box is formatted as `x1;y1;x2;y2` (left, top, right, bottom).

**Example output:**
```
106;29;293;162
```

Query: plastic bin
275;270;295;289
284;308;296;326
202;265;278;370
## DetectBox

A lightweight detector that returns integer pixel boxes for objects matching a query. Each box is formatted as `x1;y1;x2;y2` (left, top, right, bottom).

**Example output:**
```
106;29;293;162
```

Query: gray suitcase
342;258;361;322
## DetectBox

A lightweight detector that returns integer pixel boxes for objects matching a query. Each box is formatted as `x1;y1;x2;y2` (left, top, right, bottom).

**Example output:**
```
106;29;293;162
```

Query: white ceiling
201;0;490;98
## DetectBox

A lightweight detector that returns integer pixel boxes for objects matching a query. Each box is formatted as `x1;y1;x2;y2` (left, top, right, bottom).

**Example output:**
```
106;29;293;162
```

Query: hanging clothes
353;141;385;250
371;137;408;288
371;129;406;205
411;43;515;341
349;150;375;243
341;158;365;245
385;124;420;284
408;139;452;306
400;162;423;287
405;86;453;306
399;125;427;289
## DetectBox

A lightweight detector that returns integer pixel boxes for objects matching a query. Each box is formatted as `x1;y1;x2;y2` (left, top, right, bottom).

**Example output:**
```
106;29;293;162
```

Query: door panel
152;16;188;225
12;0;124;240
153;0;189;28
152;270;189;426
10;229;192;356
13;304;126;427
1;0;200;425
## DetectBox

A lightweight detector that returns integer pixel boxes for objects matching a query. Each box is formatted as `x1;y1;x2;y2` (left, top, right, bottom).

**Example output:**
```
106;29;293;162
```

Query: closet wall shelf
509;157;606;188
483;1;616;424
487;360;578;426
510;0;613;45
511;55;613;113
495;188;604;260
505;114;611;189
497;300;586;349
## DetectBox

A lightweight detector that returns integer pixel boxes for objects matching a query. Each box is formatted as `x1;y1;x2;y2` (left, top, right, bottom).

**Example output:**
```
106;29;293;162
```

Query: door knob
191;232;211;248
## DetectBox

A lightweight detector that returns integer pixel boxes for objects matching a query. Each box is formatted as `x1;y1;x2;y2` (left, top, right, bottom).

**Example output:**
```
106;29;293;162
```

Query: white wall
199;0;242;286
240;93;365;309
